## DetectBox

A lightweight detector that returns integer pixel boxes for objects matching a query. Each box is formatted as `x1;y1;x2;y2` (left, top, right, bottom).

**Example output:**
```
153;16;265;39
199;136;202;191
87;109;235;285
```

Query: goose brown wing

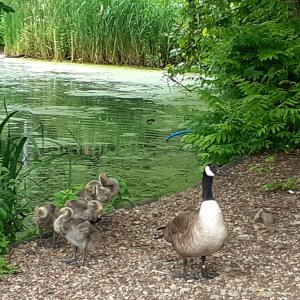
63;218;87;232
76;221;91;235
163;211;198;243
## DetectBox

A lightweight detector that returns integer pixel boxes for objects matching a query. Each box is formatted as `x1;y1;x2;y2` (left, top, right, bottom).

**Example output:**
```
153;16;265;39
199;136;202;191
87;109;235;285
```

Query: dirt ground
0;150;299;300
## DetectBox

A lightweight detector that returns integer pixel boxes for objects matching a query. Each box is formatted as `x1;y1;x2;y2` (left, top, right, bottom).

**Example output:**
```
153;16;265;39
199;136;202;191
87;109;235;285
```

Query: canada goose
34;203;59;245
98;172;120;203
53;207;104;264
64;199;104;222
158;164;228;279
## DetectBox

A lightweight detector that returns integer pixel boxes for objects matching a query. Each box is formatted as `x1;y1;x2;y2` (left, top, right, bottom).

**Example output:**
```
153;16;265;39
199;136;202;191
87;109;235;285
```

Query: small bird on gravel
157;164;228;279
54;207;104;265
34;202;59;246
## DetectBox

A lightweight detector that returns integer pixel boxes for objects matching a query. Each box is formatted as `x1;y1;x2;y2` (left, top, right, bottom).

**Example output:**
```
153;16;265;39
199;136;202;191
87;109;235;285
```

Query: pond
0;57;204;207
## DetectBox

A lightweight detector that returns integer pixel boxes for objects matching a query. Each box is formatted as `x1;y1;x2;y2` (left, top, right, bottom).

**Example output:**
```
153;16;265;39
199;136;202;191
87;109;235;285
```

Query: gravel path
1;150;300;300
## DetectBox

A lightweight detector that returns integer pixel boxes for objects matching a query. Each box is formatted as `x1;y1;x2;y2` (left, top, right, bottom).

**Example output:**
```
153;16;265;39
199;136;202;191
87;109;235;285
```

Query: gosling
98;172;120;204
54;207;104;264
34;203;59;245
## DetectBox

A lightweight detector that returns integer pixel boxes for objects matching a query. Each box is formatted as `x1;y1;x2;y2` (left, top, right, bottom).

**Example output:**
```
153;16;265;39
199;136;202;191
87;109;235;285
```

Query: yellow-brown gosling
53;207;104;264
34;203;59;245
98;172;120;204
78;179;103;201
157;164;228;279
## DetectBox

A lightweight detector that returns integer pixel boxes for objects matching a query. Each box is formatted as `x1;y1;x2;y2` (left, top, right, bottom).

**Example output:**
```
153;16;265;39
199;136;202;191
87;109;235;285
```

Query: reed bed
3;0;180;67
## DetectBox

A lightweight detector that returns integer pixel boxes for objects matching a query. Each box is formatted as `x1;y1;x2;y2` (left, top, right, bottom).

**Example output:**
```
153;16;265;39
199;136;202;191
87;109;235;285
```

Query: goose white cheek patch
205;166;215;177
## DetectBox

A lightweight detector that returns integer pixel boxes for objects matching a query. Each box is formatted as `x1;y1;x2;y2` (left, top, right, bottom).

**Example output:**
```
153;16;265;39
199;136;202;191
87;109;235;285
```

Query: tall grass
0;110;28;252
3;0;180;67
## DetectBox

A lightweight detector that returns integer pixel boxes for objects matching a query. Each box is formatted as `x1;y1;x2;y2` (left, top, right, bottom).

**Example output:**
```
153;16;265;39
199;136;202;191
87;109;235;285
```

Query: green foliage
0;111;29;253
262;177;298;191
249;164;270;174
249;155;277;174
0;16;3;46
261;181;281;191
53;185;82;208
169;0;300;165
0;256;20;275
281;177;299;191
0;232;9;254
3;0;180;67
0;106;65;257
0;2;14;13
105;176;132;212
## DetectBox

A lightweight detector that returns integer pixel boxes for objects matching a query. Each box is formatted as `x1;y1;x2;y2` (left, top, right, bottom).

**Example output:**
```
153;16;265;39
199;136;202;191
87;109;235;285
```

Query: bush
168;0;300;165
0;108;64;255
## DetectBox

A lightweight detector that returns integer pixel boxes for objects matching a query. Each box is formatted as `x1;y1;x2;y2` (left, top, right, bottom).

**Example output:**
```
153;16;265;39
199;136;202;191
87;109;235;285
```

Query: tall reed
3;0;180;67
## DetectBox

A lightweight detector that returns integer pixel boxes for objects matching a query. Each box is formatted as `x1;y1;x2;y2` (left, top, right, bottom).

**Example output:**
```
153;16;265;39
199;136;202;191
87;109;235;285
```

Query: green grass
3;0;180;67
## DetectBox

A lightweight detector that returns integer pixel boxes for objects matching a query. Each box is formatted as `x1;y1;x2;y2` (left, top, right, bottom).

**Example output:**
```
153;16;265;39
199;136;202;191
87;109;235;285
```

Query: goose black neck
202;173;214;201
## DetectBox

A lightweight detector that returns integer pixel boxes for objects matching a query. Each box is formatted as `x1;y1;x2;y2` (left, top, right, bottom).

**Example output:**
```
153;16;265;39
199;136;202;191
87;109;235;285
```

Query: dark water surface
0;58;203;205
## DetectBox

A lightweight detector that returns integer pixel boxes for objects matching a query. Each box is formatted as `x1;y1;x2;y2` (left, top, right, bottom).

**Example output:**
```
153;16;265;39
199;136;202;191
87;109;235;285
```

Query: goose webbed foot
169;272;199;280
201;268;219;279
184;274;200;281
60;246;78;264
201;256;219;279
60;257;76;264
60;257;84;267
180;258;200;280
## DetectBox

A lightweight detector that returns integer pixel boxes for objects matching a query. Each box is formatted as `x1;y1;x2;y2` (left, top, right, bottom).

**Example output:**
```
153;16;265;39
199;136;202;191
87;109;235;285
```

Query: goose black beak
216;168;226;176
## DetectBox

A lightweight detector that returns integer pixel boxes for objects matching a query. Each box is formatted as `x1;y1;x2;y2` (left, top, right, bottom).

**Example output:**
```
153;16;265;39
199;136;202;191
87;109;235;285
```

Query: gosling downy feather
64;199;103;222
159;164;228;279
99;173;120;201
54;207;104;264
77;180;103;201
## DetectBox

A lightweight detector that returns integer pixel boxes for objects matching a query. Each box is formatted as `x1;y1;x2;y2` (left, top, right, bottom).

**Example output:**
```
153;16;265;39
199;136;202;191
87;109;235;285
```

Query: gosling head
99;172;108;183
59;207;74;218
88;200;104;214
85;180;101;196
35;206;49;218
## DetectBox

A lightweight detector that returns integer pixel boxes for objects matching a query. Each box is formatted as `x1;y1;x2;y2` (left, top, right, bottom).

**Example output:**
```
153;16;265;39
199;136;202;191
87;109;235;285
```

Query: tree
169;0;300;165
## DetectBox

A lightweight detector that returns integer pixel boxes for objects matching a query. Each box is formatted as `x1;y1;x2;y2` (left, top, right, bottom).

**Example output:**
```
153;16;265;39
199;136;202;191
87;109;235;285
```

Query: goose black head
204;164;224;177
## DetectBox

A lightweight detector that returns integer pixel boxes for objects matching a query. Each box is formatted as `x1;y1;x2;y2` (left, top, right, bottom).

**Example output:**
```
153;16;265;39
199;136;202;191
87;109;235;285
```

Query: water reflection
0;58;202;204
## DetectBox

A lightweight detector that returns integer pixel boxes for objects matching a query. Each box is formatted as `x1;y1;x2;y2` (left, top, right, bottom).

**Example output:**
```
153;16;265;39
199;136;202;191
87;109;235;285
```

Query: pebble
258;291;274;297
228;290;240;297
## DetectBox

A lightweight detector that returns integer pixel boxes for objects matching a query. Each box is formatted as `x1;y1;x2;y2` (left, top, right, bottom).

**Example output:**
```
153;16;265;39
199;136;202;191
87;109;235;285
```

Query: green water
0;58;203;206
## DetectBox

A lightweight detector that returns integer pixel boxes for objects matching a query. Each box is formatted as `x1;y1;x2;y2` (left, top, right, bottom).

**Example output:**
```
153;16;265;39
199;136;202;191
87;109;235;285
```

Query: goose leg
66;246;77;263
201;256;218;279
72;246;78;261
60;246;78;264
81;246;87;264
183;258;188;277
36;226;43;245
52;232;58;248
